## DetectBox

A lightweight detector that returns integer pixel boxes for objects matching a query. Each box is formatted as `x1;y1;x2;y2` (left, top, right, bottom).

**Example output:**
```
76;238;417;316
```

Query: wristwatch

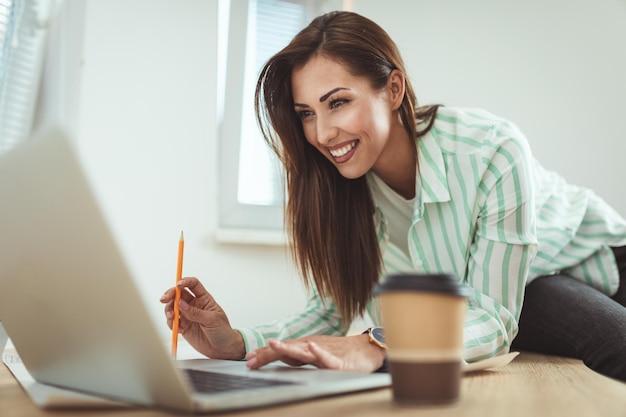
363;327;387;349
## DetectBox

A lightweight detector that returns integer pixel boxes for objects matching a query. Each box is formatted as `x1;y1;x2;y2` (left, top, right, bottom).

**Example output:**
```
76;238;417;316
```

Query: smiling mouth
329;140;358;159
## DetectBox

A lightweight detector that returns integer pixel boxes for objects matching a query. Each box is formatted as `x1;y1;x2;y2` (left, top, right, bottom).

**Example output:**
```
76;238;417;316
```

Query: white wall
40;0;626;344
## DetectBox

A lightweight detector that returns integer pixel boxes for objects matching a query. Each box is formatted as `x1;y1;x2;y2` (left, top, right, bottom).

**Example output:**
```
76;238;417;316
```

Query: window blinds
237;0;313;206
0;0;48;155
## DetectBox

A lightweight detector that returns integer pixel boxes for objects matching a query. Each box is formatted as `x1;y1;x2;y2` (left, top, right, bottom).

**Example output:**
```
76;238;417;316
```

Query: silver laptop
0;126;390;413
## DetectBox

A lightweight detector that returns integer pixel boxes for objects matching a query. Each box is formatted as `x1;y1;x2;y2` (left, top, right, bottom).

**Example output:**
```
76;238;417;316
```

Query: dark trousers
511;246;626;382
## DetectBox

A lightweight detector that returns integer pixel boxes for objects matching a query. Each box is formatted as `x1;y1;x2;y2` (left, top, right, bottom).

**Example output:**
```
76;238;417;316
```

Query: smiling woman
292;57;411;185
160;9;626;383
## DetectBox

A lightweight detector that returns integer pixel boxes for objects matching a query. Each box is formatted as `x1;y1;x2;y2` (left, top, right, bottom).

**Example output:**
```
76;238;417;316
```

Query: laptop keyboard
184;369;299;394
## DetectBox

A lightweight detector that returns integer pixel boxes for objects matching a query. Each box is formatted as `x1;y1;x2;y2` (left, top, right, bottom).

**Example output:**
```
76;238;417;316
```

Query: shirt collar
371;129;451;228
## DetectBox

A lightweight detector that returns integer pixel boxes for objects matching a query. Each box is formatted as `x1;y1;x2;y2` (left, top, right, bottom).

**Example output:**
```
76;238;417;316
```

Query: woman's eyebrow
293;87;350;108
319;87;348;102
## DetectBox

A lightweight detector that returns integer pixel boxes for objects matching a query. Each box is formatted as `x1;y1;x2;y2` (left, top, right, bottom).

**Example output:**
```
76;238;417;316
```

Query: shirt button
414;260;423;268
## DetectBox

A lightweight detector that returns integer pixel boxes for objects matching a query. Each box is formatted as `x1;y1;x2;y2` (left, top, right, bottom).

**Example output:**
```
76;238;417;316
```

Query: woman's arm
464;241;535;361
235;290;350;354
463;120;538;361
237;291;386;372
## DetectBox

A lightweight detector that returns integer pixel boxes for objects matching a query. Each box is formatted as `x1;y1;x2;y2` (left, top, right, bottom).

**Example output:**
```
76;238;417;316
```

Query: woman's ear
388;69;406;110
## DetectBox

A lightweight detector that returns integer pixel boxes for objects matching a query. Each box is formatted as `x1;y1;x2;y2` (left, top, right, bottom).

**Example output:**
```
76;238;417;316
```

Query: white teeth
329;141;356;158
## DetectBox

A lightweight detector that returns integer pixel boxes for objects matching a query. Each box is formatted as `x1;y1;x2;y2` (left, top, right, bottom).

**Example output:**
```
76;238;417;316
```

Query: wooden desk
2;352;626;417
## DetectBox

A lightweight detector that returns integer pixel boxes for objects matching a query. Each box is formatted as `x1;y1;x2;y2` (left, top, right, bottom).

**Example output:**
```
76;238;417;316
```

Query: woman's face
291;55;405;180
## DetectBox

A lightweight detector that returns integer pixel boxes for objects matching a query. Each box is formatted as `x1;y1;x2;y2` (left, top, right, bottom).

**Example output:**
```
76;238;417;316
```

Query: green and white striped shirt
237;107;626;362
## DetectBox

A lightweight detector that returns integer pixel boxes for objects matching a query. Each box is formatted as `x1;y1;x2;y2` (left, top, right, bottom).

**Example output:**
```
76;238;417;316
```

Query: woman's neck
371;126;416;200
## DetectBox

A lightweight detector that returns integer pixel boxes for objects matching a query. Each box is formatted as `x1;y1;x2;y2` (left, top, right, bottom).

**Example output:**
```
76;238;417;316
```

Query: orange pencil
171;231;184;358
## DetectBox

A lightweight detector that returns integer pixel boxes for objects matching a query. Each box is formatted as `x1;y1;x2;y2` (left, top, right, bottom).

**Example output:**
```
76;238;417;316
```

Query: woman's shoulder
429;106;532;158
434;107;512;130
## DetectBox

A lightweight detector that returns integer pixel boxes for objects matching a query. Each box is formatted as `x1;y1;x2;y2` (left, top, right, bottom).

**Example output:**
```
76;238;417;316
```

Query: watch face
371;327;385;344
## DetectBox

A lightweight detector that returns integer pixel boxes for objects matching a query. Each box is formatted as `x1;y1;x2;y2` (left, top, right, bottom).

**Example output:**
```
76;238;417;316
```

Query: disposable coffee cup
374;273;469;405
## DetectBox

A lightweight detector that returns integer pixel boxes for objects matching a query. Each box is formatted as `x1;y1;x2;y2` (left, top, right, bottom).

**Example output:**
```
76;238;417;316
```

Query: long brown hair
255;11;439;324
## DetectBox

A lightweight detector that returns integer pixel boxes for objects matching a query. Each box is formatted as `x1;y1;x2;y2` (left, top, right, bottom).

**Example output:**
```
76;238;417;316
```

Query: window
0;0;50;154
238;0;323;207
217;0;339;243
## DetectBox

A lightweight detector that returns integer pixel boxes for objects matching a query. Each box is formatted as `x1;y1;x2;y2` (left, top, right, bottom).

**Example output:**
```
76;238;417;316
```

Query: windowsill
215;228;288;246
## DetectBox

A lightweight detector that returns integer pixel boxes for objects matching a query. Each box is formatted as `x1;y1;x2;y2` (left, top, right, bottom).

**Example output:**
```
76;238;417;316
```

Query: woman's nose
316;114;339;145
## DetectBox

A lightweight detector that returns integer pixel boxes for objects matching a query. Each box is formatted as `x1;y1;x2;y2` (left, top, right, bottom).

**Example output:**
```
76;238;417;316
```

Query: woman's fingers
160;277;202;304
246;340;292;369
161;277;202;330
247;339;321;369
160;287;176;303
176;277;204;298
269;339;316;365
178;298;210;323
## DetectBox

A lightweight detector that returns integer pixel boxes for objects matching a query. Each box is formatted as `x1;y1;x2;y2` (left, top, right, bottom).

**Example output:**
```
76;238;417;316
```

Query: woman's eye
329;99;348;110
298;110;314;119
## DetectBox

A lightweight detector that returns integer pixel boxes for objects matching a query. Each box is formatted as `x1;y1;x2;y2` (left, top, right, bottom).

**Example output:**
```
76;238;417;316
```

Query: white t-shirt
367;172;414;259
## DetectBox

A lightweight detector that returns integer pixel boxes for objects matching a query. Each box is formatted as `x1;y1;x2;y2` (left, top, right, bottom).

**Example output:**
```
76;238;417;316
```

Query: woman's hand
160;277;245;360
245;334;385;373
